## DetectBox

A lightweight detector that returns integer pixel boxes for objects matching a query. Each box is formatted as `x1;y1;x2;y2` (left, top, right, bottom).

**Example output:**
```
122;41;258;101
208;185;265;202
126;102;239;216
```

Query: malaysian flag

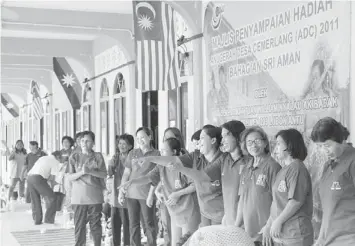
30;80;44;120
133;1;180;91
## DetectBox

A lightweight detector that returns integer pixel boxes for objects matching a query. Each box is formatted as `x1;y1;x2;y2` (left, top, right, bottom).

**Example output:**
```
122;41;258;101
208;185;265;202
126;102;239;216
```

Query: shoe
34;222;43;225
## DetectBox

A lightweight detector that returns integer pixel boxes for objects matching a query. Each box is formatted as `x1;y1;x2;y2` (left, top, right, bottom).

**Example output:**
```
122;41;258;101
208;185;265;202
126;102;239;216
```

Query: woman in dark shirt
118;127;160;246
132;125;225;227
108;134;134;246
267;129;313;246
311;117;355;246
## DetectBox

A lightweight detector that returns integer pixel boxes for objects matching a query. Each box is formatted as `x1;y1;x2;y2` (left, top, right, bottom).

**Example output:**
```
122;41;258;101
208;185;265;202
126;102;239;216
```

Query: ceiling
1;0;135;98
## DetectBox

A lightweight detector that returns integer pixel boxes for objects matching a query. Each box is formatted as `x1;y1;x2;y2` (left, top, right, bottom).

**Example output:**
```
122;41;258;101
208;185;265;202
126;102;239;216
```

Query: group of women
108;116;355;246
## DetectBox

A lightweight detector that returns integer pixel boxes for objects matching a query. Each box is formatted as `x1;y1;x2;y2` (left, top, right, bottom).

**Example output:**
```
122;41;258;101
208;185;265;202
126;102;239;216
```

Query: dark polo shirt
270;159;313;245
217;153;247;225
319;145;355;246
148;165;199;227
25;150;47;171
125;148;160;200
69;151;107;205
239;155;281;241
178;151;224;223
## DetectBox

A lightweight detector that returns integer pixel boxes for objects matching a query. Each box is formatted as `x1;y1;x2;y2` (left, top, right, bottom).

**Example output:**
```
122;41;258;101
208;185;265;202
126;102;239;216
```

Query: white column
126;64;138;136
94;80;101;152
187;35;204;151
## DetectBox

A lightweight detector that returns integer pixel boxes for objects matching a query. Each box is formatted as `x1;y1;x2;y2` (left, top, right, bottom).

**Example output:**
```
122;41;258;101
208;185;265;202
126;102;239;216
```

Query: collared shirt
25;150;47;171
28;155;60;179
178;150;224;222
109;151;128;207
270;159;313;245
218;153;247;226
319;145;355;245
69;151;107;205
239;155;281;241
148;165;199;227
125;148;160;200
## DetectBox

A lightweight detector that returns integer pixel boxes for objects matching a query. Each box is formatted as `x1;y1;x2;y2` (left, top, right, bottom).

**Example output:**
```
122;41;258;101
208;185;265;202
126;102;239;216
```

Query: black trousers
55;192;65;211
111;207;130;246
27;175;57;224
127;198;156;246
73;204;103;246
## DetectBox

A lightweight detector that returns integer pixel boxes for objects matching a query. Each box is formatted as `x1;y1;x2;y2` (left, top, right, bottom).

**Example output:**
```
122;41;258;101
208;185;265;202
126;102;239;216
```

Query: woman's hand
146;193;154;208
117;181;132;193
167;161;184;171
118;190;125;206
165;192;181;206
259;225;273;246
270;218;283;239
155;189;165;205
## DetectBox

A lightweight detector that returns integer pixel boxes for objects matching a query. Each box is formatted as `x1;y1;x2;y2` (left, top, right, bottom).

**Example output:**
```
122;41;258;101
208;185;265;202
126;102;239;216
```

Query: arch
166;1;200;35
113;72;126;94
100;78;109;98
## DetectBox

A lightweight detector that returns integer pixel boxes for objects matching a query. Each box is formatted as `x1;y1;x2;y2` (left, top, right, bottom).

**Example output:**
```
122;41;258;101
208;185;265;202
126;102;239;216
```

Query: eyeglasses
246;139;264;146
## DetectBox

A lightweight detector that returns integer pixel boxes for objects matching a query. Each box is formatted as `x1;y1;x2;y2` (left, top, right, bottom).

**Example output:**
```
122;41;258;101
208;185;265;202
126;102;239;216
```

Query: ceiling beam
1;37;92;57
1;69;52;90
2;6;133;37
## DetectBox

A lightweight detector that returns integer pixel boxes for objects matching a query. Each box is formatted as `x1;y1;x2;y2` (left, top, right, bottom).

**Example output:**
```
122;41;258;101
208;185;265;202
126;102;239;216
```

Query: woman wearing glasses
235;126;281;246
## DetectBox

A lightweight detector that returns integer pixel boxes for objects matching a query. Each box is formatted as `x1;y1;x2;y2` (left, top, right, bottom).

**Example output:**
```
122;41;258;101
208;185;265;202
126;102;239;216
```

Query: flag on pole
53;57;83;110
133;1;180;91
1;93;19;118
30;80;44;120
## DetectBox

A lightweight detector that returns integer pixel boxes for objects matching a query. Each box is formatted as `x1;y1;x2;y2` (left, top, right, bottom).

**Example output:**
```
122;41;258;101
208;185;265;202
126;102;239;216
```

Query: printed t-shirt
216;153;247;226
148;165;199;227
125;148;160;200
239;155;281;241
178;150;224;222
69;151;107;205
270;159;313;245
319;145;355;246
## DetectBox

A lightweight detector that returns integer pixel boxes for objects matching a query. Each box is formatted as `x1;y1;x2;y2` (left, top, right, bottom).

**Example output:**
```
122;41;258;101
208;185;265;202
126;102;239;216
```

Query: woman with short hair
311;117;355;246
118;127;160;246
235;126;281;246
266;128;313;246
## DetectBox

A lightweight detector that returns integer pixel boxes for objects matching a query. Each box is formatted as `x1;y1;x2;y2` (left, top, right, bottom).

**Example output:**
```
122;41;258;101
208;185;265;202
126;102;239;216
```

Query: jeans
8;178;25;200
111;207;130;246
73;204;103;246
127;198;156;246
27;175;57;224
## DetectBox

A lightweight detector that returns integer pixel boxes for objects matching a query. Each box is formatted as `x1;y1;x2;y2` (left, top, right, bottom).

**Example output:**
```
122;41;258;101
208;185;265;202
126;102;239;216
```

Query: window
100;78;110;155
62;111;68;137
82;84;92;131
75;110;81;133
55;111;60;150
113;72;127;137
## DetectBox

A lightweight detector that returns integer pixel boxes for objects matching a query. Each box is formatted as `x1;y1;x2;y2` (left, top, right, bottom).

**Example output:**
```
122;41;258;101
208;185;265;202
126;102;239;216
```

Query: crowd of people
2;116;355;246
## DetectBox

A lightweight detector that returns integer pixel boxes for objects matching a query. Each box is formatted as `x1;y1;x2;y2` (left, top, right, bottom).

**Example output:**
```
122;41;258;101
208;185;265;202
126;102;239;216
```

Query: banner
204;0;351;218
